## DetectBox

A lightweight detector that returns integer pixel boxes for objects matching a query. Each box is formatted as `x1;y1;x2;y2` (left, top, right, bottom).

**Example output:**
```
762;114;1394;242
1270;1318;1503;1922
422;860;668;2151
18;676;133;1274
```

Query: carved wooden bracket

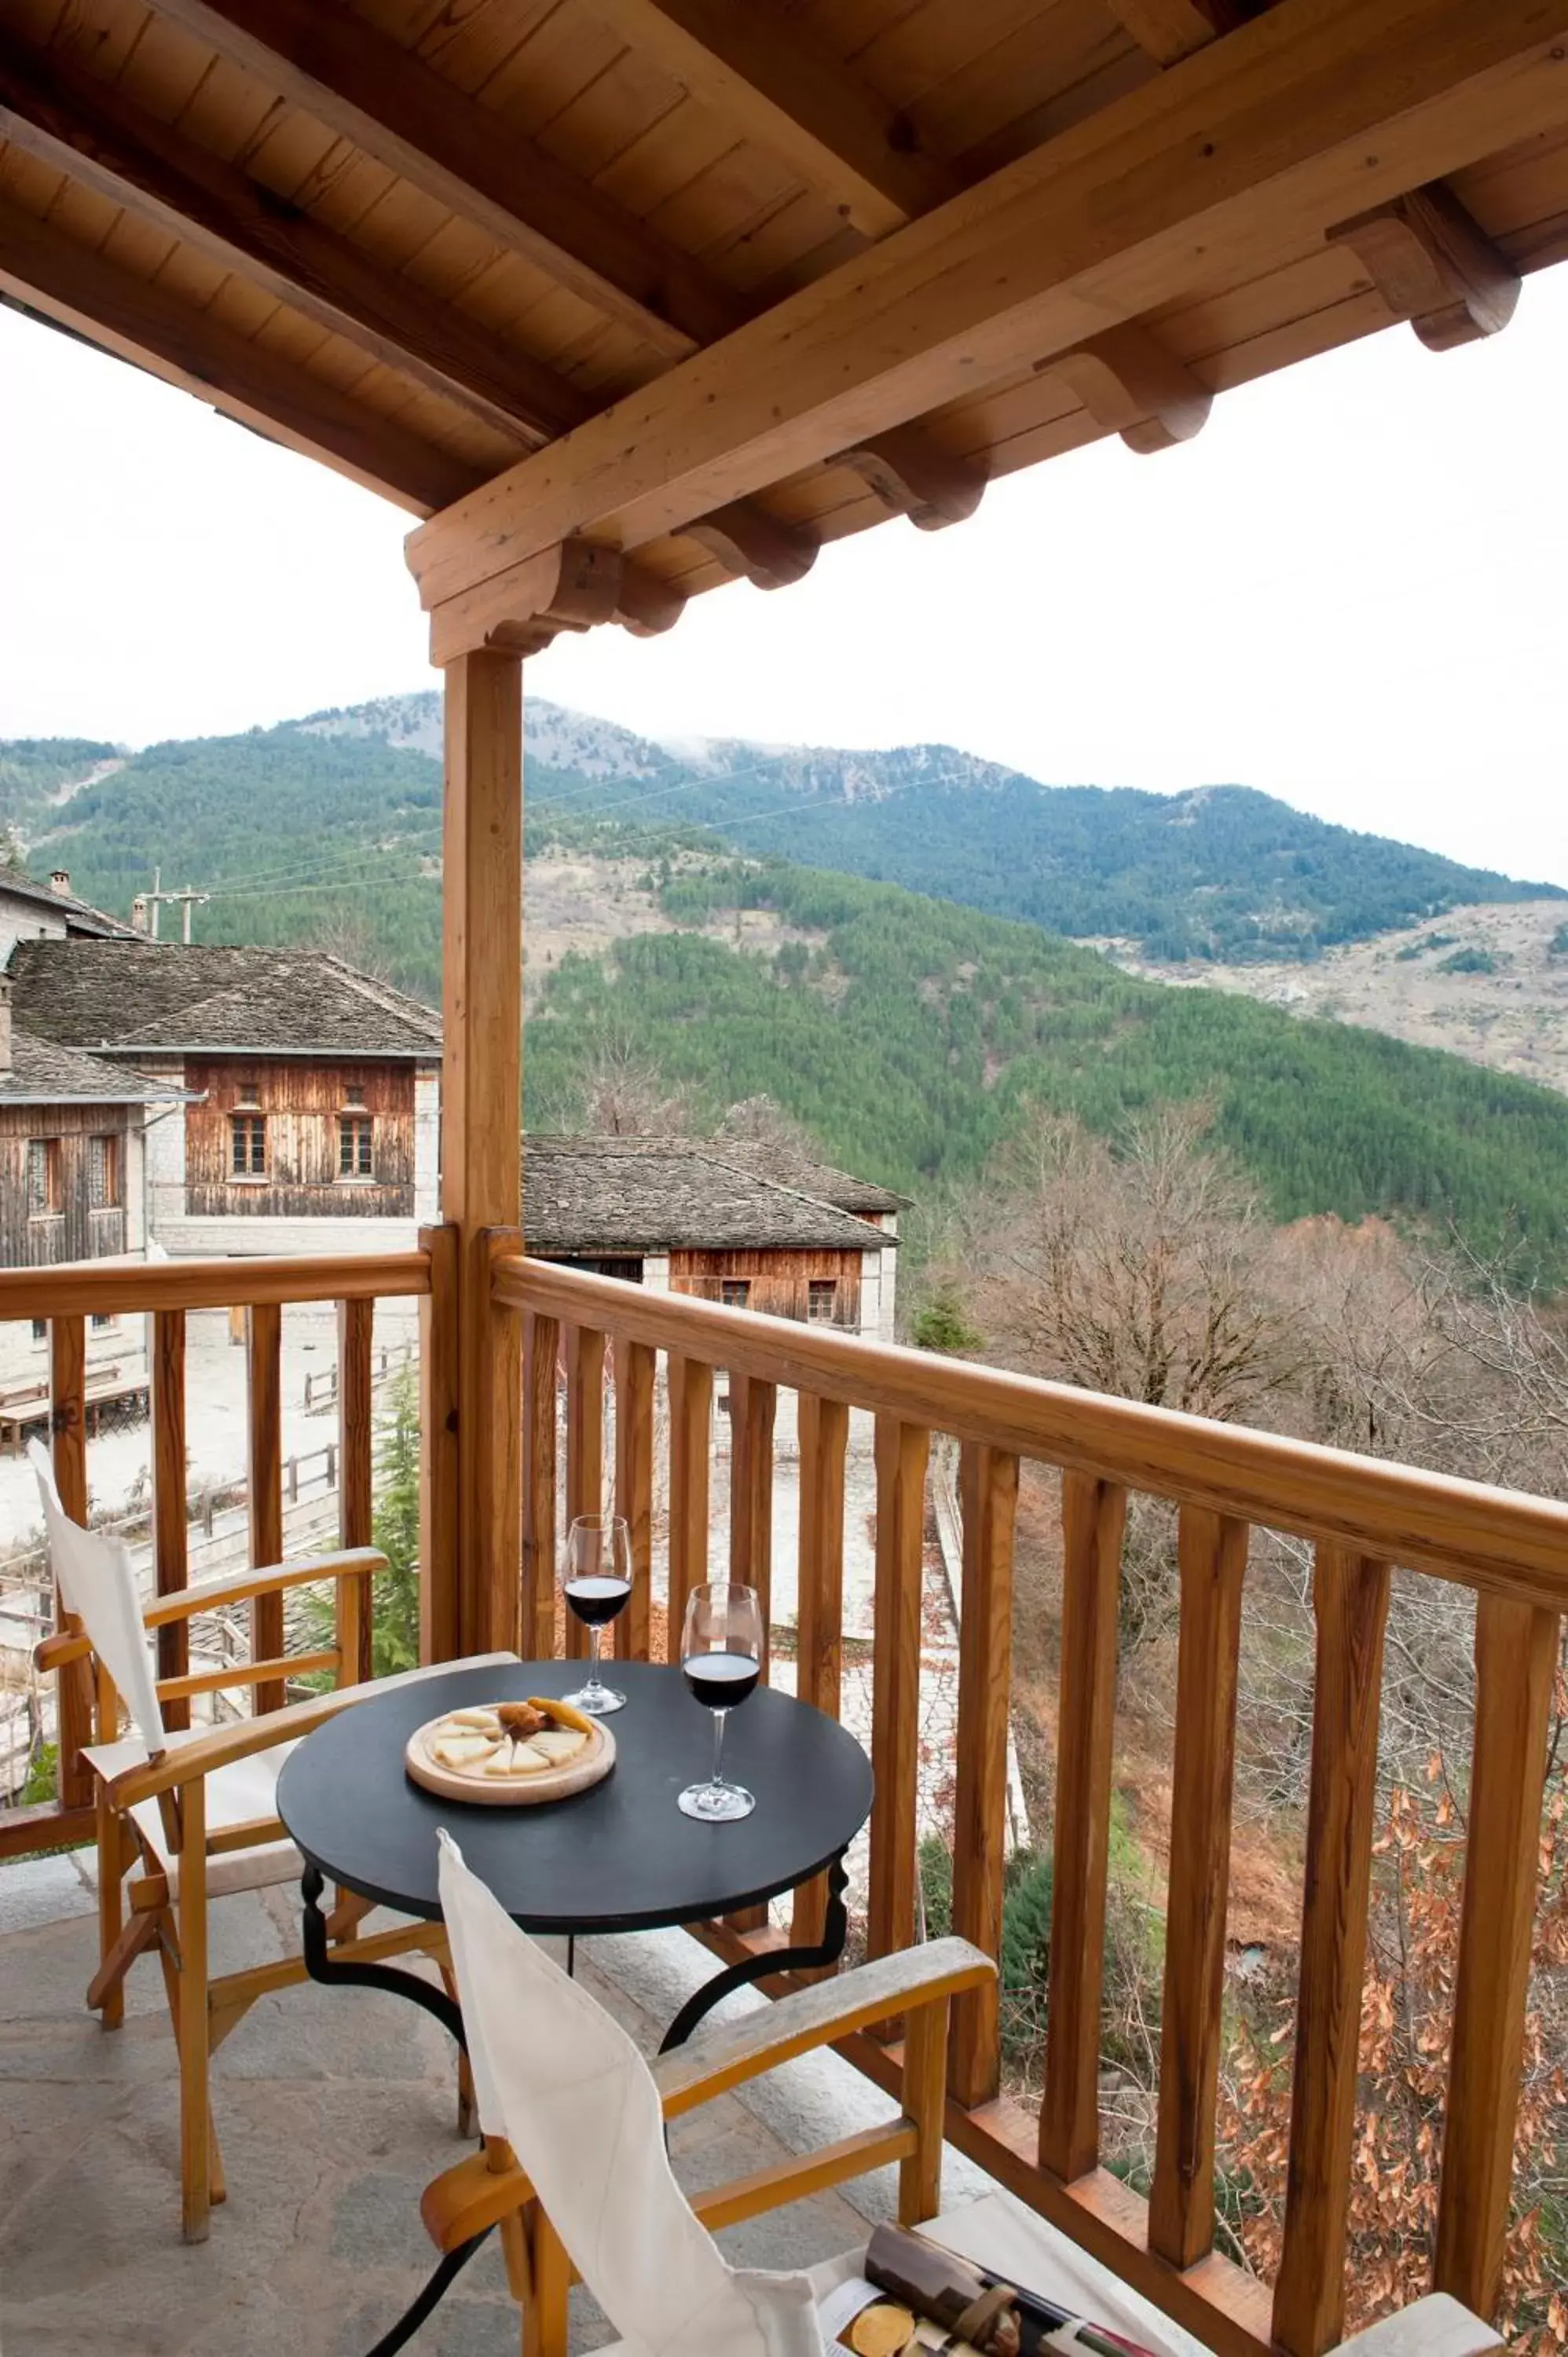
427;539;684;665
837;426;985;530
685;501;817;589
1328;182;1519;351
1041;322;1211;453
1100;0;1240;67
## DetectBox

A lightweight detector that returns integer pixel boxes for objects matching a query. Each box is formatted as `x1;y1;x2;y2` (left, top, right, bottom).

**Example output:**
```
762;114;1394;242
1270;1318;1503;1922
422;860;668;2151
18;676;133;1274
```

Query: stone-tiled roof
522;1136;896;1255
0;1028;185;1105
702;1137;905;1215
7;942;441;1058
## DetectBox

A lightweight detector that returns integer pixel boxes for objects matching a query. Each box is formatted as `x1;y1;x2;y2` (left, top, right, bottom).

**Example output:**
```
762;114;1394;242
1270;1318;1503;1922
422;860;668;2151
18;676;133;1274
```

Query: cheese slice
447;1708;504;1734
484;1743;551;1776
432;1735;500;1770
528;1728;588;1765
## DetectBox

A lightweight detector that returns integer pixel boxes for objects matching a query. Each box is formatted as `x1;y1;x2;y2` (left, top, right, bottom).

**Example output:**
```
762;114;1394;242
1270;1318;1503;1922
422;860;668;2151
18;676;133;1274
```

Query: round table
277;1657;873;1945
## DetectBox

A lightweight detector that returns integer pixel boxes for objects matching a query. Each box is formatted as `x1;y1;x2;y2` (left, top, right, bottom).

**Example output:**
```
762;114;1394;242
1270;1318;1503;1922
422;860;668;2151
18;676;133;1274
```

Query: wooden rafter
143;0;744;356
1101;0;1240;67
0;32;574;449
408;0;1568;614
0;191;478;514
1329;181;1521;350
584;0;958;236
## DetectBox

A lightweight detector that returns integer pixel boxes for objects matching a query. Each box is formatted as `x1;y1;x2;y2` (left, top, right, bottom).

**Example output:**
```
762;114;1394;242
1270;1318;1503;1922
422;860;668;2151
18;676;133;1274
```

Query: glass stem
711;1709;727;1790
589;1624;602;1691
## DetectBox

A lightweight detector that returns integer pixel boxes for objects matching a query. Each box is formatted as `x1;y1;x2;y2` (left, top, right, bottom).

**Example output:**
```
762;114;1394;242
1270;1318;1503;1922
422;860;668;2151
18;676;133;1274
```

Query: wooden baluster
337;1296;375;1685
866;1416;930;1978
666;1354;713;1658
564;1325;605;1660
49;1314;93;1808
615;1340;655;1661
1040;1471;1127;2182
949;1440;1020;2108
1272;1546;1391;2357
419;1221;460;1664
727;1372;779;1932
151;1308;190;1732
522;1310;560;1659
1149;1508;1249;2266
247;1301;285;1713
790;1392;849;1950
1434;1593;1559;2319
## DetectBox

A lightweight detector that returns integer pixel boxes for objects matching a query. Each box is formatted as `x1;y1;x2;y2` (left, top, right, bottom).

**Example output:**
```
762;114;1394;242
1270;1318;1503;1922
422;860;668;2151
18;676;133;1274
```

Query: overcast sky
2;268;1566;884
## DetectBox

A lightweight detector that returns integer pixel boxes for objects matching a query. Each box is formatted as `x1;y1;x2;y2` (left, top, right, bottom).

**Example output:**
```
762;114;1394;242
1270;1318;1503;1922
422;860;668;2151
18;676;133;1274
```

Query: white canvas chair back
29;1439;164;1754
437;1832;822;2357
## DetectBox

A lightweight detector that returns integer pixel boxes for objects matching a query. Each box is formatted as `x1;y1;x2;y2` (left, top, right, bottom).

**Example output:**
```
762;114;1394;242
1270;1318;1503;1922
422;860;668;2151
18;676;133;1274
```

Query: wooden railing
495;1253;1568;2357
0;1248;430;1859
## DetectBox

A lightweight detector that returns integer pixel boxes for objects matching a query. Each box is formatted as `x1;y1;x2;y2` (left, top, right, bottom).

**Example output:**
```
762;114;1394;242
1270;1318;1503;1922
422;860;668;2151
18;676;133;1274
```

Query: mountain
10;691;1556;981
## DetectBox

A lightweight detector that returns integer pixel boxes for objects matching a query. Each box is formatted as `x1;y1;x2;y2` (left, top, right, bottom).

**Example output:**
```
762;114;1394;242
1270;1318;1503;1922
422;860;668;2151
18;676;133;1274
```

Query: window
807;1279;838;1324
230;1112;267;1178
31;1319;46;1343
88;1133;121;1209
339;1113;374;1180
720;1279;751;1310
91;1313;117;1333
27;1138;61;1217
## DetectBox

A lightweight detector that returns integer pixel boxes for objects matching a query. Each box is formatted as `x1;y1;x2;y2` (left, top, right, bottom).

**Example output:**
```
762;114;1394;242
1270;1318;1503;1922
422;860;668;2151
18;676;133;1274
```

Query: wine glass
678;1582;764;1822
560;1514;632;1716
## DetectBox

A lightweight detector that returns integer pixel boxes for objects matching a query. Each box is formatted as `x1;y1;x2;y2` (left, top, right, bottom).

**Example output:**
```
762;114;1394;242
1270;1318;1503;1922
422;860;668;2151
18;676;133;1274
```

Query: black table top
275;1659;874;1934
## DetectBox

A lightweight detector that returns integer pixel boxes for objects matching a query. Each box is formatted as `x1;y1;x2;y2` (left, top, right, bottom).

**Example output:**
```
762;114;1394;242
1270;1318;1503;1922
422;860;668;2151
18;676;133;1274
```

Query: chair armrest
106;1684;358;1806
34;1548;388;1673
144;1547;387;1628
652;1937;994;2118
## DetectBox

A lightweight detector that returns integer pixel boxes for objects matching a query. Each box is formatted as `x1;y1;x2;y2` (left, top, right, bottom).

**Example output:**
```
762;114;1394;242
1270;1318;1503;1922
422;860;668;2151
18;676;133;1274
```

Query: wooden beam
1102;0;1240;67
408;0;1568;605
0;33;586;449
1043;323;1212;453
427;539;687;667
441;653;524;1659
1329;181;1521;350
145;0;743;357
585;0;958;237
0;192;475;515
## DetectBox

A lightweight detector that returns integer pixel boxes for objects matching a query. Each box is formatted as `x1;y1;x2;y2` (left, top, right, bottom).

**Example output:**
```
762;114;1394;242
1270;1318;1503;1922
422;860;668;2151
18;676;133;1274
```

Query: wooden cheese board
405;1695;614;1807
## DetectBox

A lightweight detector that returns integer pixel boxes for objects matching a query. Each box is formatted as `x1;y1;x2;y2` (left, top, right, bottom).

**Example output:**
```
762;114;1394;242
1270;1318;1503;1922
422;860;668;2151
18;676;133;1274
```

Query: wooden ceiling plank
0;184;480;508
581;0;960;234
1328;180;1521;350
0;31;590;445
1101;0;1239;68
408;0;1568;607
142;0;744;352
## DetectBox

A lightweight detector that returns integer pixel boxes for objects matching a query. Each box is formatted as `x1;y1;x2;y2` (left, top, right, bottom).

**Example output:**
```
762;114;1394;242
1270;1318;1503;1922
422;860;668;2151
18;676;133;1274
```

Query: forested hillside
4;693;1556;970
526;858;1568;1280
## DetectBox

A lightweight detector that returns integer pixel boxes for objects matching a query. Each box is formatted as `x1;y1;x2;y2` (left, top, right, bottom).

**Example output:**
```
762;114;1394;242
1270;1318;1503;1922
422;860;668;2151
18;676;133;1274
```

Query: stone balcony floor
0;1849;1203;2357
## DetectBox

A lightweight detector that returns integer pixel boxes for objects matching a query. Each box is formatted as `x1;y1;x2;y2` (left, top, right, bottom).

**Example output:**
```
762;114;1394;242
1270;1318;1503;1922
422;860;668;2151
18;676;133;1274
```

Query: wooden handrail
496;1253;1568;1607
0;1248;430;1321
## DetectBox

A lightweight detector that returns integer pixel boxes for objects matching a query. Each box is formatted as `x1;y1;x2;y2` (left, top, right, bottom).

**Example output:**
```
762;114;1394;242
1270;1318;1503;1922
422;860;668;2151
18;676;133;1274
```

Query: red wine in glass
560;1516;632;1715
678;1583;764;1822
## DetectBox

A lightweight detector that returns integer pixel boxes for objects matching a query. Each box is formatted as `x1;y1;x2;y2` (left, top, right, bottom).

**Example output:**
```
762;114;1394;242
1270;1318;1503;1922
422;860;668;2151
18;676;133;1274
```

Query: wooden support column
440;650;524;1660
419;1220;460;1664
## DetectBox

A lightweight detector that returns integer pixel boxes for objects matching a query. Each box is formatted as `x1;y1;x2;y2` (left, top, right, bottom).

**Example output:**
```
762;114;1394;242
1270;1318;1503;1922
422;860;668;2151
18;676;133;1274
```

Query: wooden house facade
522;1136;900;1340
6;942;441;1258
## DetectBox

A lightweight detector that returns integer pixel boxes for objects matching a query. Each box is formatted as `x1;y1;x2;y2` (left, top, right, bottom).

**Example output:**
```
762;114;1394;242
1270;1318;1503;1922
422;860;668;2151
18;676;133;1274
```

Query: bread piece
845;2305;915;2356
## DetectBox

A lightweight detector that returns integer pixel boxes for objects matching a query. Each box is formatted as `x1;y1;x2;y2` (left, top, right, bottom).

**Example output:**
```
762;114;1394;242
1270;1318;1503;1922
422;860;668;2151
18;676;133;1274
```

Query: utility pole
137;867;210;941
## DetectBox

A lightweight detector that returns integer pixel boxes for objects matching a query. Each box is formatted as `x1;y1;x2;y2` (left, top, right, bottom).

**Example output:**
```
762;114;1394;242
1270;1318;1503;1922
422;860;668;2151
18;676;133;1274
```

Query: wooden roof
2;0;1566;658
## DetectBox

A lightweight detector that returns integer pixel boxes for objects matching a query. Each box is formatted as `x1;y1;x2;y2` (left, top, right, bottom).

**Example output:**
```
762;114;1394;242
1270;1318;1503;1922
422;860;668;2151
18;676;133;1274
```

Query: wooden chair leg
523;2207;571;2357
93;1792;126;2029
177;1789;211;2243
898;1996;951;2227
440;1962;476;2137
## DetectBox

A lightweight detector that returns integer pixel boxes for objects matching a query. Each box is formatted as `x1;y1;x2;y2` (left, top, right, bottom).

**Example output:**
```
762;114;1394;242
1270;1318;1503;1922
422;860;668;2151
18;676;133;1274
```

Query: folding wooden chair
28;1440;518;2241
423;1838;1505;2357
